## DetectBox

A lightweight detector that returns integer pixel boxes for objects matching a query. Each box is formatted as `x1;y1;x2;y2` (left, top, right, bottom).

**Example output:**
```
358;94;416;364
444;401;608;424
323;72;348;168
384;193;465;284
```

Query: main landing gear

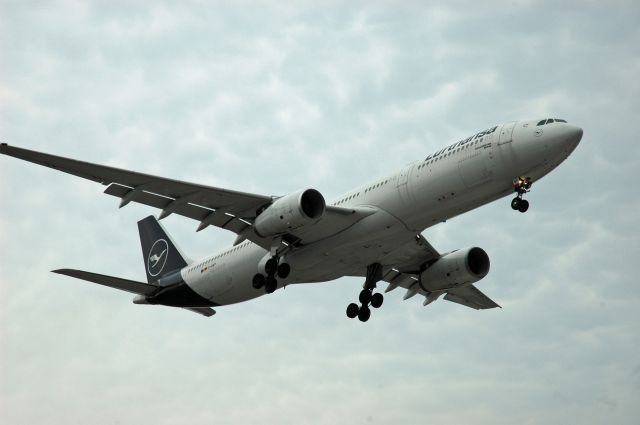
252;257;291;294
511;176;532;213
346;263;385;323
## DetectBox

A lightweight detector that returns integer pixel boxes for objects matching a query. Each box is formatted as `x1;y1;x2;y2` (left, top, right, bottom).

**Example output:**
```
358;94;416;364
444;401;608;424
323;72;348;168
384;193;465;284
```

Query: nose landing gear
511;176;532;213
252;256;291;294
346;263;385;322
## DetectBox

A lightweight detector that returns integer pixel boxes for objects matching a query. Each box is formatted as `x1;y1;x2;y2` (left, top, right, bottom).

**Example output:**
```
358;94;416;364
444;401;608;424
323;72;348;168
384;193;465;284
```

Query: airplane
0;117;583;321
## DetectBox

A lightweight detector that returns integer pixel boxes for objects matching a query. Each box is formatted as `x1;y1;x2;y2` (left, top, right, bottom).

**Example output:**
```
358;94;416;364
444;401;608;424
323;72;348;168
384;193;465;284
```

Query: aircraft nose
568;125;583;144
564;125;583;149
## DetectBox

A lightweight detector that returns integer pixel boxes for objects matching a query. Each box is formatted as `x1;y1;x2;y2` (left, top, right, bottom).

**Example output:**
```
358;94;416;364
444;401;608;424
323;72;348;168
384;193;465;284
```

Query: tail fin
138;216;189;283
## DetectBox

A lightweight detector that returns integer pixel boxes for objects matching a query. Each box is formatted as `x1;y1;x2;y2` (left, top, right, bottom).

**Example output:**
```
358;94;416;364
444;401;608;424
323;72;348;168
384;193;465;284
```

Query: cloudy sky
1;1;639;424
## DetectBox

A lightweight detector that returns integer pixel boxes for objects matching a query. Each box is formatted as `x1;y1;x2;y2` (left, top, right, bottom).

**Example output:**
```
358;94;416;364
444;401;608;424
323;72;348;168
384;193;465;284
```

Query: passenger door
498;121;517;145
396;163;416;204
458;131;496;188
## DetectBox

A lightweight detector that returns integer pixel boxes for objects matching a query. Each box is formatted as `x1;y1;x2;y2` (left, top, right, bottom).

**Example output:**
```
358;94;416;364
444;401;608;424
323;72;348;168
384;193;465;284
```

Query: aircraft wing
0;144;372;250
379;235;500;310
380;233;440;272
443;285;501;309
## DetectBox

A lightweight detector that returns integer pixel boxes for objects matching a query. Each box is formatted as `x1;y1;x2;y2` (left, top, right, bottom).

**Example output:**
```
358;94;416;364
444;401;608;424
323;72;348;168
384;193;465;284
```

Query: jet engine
420;247;490;290
254;189;326;237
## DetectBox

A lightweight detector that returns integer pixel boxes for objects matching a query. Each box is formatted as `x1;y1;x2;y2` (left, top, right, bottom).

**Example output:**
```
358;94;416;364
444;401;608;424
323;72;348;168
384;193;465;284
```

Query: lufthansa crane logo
147;239;169;277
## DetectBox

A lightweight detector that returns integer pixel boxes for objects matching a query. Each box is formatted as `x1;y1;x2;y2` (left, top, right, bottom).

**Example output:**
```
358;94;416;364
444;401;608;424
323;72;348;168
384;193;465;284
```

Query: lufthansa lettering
424;126;498;161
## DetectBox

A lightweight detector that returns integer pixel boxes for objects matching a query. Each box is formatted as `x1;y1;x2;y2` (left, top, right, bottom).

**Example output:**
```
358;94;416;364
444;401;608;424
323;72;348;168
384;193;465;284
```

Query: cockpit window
537;118;568;126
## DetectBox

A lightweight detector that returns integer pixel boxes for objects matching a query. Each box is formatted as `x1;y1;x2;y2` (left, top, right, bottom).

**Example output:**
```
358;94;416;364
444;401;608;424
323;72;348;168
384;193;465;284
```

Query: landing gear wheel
370;293;384;308
346;263;384;322
265;277;277;294
277;263;291;279
346;303;359;319
518;199;529;213
252;273;265;289
512;176;532;213
358;306;371;322
265;258;278;276
359;289;372;305
511;197;521;210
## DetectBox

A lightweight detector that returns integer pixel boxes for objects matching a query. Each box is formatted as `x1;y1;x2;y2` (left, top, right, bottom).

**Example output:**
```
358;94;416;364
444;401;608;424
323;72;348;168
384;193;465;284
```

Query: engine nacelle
420;247;490;291
254;189;326;237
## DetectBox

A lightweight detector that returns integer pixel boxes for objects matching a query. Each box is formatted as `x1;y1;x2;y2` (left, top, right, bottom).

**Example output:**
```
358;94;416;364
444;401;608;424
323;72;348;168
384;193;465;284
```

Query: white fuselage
181;119;582;306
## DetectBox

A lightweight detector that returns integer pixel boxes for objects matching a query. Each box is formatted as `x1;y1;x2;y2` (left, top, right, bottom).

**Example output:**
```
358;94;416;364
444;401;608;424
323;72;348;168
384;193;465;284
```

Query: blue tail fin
137;216;189;283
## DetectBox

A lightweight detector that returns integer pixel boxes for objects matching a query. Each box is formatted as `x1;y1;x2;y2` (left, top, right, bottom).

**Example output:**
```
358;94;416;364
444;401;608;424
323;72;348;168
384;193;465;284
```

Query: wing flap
105;183;211;221
53;269;158;295
104;183;252;234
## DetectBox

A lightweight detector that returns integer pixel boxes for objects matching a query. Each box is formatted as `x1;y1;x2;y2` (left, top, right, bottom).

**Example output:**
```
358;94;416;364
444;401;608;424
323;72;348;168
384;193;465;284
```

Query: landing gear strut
511;176;532;213
252;256;291;294
346;263;385;322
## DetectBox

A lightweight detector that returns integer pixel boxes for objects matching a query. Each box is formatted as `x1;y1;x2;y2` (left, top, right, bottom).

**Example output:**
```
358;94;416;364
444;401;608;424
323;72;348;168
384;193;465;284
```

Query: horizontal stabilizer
183;307;216;317
53;269;158;295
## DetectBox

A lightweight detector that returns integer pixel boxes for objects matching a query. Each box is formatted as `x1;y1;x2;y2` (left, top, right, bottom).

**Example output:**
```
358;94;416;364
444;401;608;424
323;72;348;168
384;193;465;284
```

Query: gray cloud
1;1;639;424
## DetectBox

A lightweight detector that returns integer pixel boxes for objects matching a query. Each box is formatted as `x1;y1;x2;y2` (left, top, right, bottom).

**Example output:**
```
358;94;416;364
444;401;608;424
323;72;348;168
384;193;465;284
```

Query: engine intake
420;247;490;291
254;189;326;237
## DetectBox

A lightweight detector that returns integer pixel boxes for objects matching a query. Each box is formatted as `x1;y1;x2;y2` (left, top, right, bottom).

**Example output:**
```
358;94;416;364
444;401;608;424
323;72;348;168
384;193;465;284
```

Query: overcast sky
1;1;639;424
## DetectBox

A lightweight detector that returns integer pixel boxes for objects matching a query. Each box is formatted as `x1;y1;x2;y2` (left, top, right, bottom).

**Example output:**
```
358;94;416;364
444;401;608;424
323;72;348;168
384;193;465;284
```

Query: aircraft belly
216;250;268;305
185;267;229;302
286;211;416;281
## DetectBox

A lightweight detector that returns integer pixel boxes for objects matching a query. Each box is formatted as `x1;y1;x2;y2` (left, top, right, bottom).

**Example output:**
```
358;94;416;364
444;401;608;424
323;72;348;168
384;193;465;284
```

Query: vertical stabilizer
137;216;189;283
